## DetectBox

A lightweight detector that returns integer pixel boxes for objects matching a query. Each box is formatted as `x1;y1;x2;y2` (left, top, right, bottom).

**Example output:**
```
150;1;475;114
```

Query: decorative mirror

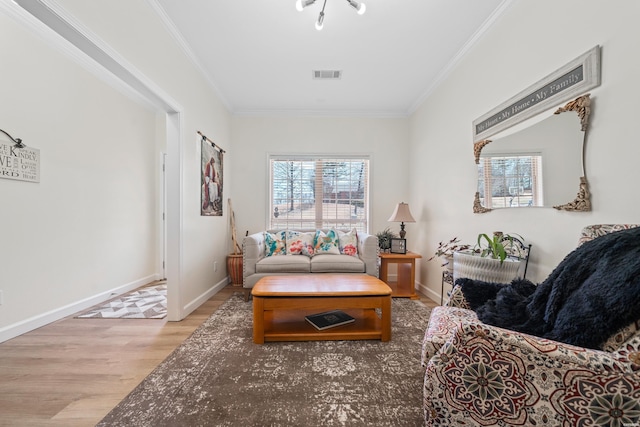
471;46;600;214
473;94;592;213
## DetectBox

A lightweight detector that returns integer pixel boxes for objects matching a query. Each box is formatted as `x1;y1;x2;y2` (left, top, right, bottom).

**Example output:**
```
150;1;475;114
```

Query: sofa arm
424;320;640;426
357;232;379;277
449;321;632;372
242;232;265;284
444;284;470;309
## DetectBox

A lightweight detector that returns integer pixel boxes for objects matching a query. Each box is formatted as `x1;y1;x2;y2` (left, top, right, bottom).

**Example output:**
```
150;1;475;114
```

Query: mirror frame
473;94;592;213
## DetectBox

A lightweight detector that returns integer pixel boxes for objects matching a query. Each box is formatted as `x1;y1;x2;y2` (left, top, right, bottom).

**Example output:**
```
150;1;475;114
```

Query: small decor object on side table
390;238;406;254
375;227;398;253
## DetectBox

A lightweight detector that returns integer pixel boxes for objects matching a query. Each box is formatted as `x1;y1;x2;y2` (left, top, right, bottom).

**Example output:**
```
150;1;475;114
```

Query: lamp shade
387;202;415;223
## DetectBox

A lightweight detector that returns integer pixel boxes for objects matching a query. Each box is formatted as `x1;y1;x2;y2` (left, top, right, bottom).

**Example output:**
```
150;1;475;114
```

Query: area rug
97;293;431;426
76;282;167;319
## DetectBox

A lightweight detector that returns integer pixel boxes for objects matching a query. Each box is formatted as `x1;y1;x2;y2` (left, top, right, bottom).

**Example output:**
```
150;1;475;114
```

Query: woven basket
226;254;243;286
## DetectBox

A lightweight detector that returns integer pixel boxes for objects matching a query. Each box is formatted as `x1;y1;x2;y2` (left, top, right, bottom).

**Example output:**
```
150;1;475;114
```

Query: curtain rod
197;130;225;153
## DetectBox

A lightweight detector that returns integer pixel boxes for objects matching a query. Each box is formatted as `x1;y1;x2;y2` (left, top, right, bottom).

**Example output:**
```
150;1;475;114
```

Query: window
478;154;543;208
269;155;369;232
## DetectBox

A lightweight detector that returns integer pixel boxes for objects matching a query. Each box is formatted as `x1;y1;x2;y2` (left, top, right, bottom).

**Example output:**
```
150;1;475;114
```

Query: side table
378;251;422;299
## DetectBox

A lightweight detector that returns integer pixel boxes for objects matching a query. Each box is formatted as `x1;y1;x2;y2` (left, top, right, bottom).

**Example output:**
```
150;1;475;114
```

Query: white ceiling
154;0;509;117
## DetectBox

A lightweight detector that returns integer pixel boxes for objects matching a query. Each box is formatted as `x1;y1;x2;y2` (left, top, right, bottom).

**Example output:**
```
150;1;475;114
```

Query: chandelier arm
299;0;365;30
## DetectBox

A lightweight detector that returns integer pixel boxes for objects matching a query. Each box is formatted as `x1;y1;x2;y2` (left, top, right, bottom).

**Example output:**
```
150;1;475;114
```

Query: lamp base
399;222;406;239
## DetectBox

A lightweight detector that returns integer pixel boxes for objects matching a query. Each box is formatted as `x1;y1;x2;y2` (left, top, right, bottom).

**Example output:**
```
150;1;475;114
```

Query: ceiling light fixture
296;0;366;31
295;0;317;12
346;0;366;15
315;10;325;31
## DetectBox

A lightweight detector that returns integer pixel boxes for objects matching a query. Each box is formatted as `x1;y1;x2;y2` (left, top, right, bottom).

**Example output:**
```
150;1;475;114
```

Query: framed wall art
200;132;225;216
0;129;39;183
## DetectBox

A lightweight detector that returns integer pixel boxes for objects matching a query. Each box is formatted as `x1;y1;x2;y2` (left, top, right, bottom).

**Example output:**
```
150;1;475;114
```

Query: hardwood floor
0;284;436;426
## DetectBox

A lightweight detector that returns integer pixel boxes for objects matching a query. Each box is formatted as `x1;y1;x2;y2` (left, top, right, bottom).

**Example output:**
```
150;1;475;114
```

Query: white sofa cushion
256;255;311;273
310;254;365;273
314;229;341;255
337;228;359;256
264;230;286;256
286;231;315;257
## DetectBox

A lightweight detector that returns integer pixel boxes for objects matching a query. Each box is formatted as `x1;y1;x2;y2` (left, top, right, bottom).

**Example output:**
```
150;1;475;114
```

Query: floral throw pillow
337;228;359;257
314;229;341;255
286;231;315;257
264;231;286;257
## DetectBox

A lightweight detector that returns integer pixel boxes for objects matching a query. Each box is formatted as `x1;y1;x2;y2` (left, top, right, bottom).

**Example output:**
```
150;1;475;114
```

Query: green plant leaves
476;233;509;263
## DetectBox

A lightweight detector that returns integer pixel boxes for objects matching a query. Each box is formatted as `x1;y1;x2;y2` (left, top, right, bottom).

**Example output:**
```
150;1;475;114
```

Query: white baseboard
387;276;441;304
180;276;230;319
417;281;441;305
0;274;160;344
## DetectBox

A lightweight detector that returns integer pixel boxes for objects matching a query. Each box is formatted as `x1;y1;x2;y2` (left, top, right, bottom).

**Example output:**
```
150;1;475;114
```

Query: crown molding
146;0;233;112
0;0;156;110
8;0;182;113
407;0;514;115
232;108;409;119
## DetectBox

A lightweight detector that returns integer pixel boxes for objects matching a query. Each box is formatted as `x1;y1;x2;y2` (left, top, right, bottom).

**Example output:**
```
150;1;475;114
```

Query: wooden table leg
379;258;389;283
253;296;265;344
381;295;391;342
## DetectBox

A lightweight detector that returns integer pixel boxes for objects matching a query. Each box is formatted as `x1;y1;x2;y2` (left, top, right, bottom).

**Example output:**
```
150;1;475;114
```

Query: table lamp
387;202;415;239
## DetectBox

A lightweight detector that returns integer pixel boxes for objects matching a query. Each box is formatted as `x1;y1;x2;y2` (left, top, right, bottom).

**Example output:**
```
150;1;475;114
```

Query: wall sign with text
0;141;40;183
473;46;601;141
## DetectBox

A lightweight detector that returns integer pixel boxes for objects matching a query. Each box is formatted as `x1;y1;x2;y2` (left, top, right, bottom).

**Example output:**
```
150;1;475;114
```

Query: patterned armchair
421;224;640;426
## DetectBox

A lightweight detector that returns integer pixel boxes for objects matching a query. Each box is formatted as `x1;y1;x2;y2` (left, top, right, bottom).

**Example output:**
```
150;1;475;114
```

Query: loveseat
242;229;379;300
421;224;640;426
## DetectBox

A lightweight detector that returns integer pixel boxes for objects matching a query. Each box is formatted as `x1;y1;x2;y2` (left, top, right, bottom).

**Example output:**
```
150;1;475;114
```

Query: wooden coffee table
251;274;392;344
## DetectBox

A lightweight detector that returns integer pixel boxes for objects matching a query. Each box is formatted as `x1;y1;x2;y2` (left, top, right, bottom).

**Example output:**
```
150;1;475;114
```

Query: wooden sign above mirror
473;46;600;142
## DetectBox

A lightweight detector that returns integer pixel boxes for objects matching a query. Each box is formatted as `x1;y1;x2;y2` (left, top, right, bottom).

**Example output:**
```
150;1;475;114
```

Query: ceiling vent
313;70;342;80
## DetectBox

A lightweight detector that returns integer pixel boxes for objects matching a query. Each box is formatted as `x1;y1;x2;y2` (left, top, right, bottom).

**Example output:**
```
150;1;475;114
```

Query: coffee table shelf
262;308;383;342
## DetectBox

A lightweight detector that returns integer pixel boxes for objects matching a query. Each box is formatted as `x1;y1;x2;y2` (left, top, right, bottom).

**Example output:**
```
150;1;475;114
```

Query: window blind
478;154;543;208
269;155;370;232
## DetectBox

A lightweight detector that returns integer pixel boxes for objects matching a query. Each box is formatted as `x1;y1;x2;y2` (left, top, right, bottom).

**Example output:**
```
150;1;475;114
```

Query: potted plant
475;231;523;263
375;228;398;252
453;231;524;283
428;237;471;273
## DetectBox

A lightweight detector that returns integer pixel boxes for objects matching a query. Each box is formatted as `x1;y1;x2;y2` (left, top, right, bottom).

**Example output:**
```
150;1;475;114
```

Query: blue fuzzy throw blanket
459;226;640;350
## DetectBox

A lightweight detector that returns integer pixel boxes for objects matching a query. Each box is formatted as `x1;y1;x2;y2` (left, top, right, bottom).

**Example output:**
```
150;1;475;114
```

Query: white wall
410;0;640;301
230;116;410;238
48;0;234;315
0;0;232;340
0;8;158;335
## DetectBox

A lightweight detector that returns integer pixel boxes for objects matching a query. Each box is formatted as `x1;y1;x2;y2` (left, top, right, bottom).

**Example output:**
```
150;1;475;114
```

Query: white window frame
479;153;543;209
267;154;370;232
